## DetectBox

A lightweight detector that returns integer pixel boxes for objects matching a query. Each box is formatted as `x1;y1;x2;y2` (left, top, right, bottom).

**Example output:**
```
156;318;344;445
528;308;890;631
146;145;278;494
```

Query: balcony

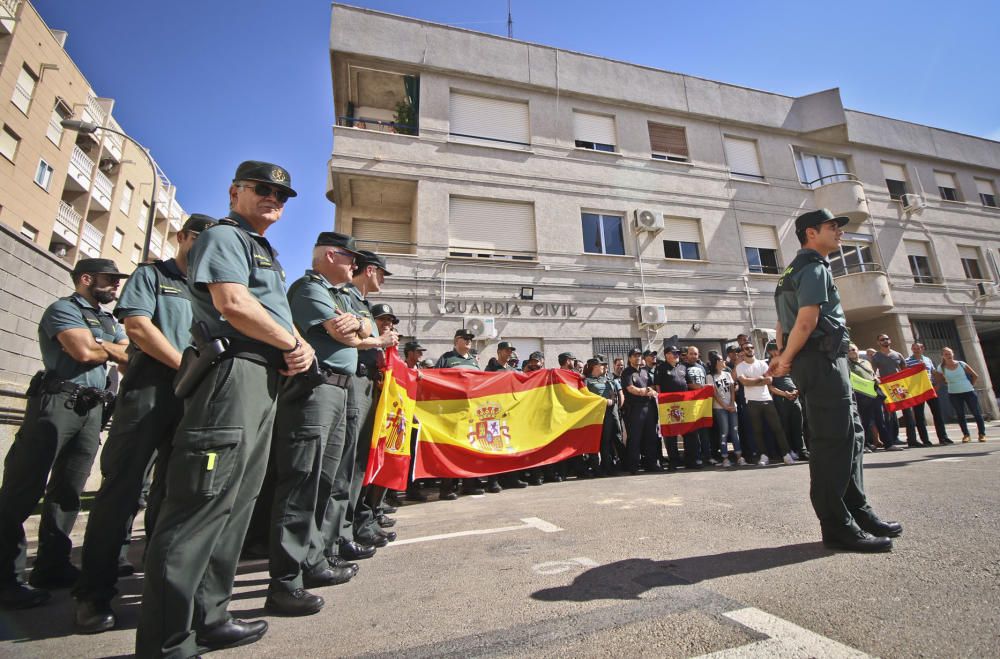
812;174;870;229
103;130;123;163
53;201;81;244
336;115;417;136
67;144;93;190
91;170;113;211
834;263;894;322
80;221;104;257
81;95;107;128
149;231;163;258
1;0;20;34
339;66;419;136
162;241;176;260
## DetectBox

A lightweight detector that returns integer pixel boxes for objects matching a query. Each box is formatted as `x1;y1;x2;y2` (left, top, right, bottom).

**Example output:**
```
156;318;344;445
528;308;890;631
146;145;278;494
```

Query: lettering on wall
442;301;579;317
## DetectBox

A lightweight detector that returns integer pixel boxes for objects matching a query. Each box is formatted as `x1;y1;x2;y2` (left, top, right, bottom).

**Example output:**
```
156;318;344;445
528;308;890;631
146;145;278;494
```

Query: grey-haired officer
265;232;366;617
337;251;398;560
0;259;129;610
770;208;901;553
73;215;216;632
137;161;315;656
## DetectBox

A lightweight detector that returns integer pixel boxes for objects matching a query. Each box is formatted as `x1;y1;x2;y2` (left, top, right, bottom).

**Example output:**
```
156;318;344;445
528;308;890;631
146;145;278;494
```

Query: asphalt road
2;429;998;658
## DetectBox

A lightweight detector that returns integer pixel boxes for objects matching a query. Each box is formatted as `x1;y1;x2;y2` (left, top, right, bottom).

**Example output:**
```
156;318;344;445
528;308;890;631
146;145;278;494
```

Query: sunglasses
238;182;290;203
743;347;755;352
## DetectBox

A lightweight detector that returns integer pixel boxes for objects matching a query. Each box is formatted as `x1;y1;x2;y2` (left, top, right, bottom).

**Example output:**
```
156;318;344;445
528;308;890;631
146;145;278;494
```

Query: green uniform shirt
186;212;293;340
585;376;613;398
287;270;358;375
435;350;480;369
39;293;126;387
345;285;379;373
114;259;192;353
775;248;847;341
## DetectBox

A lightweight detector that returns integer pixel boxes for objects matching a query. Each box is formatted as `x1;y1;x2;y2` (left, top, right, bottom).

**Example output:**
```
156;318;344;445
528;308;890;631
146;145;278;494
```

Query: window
795;150;850;188
11;65;37;115
448;197;536;260
131;244;141;264
0;124;19;162
46;101;71;146
581;212;625;256
449;92;529;148
34;159;53;191
353;217;412;254
112;228;124;251
827;233;875;276
137;201;149;230
975;178;997;208
573;111;616;152
723;136;763;180
934;171;961;202
742;224;780;274
662;217;702;260
120;181;134;215
905;240;935;284
882;162;909;200
958;245;983;279
20;223;38;242
592;338;641;362
648;122;689;162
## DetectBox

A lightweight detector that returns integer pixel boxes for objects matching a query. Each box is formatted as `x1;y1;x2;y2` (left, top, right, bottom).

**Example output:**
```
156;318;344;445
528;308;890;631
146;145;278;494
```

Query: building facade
328;5;1000;417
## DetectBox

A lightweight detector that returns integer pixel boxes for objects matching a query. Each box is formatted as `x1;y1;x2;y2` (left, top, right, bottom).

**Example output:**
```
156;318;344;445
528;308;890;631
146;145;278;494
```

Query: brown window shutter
648;122;689;159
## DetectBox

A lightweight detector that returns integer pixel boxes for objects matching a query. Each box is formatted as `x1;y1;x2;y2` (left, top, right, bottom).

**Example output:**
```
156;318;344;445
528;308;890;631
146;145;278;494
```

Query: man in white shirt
735;344;795;465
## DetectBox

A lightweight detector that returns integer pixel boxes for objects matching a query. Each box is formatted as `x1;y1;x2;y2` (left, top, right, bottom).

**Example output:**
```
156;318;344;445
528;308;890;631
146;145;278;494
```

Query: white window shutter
904;240;929;258
573;111;616;146
975;178;995;196
958;245;979;261
449;197;536;253
741;224;778;249
353;218;411;253
664;217;701;244
934;171;957;189
723;137;762;177
449;92;529;146
882;162;907;181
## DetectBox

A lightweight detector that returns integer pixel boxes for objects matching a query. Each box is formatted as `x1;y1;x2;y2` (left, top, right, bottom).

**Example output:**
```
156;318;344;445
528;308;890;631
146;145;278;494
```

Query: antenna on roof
507;0;513;38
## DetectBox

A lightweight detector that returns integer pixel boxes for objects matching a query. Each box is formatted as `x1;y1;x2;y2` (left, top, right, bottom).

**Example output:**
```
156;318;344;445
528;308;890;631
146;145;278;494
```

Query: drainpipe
743;275;756;329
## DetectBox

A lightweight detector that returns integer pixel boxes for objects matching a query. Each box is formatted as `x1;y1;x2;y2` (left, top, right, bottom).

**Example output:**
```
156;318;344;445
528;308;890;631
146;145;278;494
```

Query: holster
25;371;44;397
173;321;230;398
281;359;326;402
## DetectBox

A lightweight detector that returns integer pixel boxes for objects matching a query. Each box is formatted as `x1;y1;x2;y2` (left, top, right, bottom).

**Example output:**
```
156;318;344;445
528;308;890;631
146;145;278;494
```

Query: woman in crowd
935;347;987;443
707;351;744;466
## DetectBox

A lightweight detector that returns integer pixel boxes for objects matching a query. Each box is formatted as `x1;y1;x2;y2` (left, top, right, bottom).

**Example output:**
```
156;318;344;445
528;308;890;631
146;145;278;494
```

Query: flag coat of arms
878;363;936;412
657;386;714;436
364;347;417;490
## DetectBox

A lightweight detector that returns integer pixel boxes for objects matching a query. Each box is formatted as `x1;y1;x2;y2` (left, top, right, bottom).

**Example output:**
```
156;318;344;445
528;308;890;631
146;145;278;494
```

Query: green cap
315;231;362;255
233;160;297;197
72;258;129;278
180;213;217;234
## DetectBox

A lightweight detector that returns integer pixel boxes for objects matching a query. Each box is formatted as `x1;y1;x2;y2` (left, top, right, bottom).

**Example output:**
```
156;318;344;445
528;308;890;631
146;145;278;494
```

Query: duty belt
320;369;351;389
225;338;286;370
38;375;114;410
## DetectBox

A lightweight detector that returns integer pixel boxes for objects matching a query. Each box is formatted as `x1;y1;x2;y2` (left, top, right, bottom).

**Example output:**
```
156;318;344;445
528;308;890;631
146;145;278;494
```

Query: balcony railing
80;221;103;257
832;262;884;278
336;116;418;136
169;198;182;220
103;130;123;162
149;231;163;258
92;170;114;210
68;144;94;188
54;201;81;243
46;112;64;145
82;95;107;127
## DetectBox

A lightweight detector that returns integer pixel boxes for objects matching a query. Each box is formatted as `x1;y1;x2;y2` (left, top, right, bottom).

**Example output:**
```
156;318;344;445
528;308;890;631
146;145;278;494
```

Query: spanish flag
364;347;418;491
657;386;714;436
412;367;606;479
878;363;937;412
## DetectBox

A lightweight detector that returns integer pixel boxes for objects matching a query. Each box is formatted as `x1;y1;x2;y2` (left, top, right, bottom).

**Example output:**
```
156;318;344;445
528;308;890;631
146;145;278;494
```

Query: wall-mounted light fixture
691;322;702;332
520;286;534;300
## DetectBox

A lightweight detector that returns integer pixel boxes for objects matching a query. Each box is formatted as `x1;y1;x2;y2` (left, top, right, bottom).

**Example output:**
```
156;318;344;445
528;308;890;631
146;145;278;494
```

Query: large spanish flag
364;347;417;491
879;363;937;412
657;386;714;436
412;366;606;479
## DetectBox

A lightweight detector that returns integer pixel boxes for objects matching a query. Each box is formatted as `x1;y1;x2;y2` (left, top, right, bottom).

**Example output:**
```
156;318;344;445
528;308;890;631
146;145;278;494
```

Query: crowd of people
0;160;987;656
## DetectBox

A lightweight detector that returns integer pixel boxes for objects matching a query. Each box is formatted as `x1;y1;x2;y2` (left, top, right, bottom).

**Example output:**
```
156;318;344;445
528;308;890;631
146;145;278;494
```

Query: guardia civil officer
435;328;485;498
264;232;366;617
136;162;315;656
0;259;129;609
73;215;216;633
768;208;901;553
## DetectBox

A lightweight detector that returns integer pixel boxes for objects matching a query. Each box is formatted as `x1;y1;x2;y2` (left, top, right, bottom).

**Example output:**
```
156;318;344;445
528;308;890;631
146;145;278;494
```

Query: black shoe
798;450;811;461
357;533;388;548
855;515;903;538
327;555;359;574
921;441;933;447
381;504;398;514
821;529;893;553
74;599;116;634
502;478;529;488
117;555;135;577
196;618;268;651
907;442;923;448
461;485;486;495
666;465;677;472
485;479;502;494
28;563;80;589
0;581;50;609
439;490;458;500
385;493;405;508
940;438;954;445
376;529;397;542
884;445;904;452
264;588;324;616
303;563;354;588
405;488;429;502
338;540;376;560
551;474;564;483
376;515;396;528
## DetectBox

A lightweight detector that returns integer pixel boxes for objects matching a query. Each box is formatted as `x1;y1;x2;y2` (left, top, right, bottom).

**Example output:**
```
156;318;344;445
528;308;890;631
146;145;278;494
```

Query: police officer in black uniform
621;348;660;473
0;259;129;609
769;208;901;553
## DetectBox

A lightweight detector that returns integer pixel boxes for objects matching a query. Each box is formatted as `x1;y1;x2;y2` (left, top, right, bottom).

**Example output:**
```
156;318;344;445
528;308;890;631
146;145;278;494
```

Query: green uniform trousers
349;376;383;543
341;374;373;544
268;382;347;591
0;390;101;583
136;357;279;659
74;359;180;603
791;352;873;532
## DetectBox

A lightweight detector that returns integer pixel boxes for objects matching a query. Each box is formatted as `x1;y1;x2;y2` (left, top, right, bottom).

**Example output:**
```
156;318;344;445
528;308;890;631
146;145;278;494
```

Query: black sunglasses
239;182;290;203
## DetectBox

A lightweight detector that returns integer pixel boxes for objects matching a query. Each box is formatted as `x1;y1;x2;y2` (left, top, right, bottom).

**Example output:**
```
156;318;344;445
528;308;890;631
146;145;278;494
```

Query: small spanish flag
657;386;714;436
878;363;937;412
364;347;417;491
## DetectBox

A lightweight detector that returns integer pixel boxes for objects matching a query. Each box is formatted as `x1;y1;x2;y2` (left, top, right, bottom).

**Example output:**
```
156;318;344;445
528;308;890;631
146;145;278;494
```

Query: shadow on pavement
531;542;830;602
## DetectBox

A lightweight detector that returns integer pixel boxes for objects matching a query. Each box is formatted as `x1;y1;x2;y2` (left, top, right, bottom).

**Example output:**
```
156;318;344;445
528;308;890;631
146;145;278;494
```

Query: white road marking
389;517;563;547
532;557;599;575
931;457;964;462
695;607;872;658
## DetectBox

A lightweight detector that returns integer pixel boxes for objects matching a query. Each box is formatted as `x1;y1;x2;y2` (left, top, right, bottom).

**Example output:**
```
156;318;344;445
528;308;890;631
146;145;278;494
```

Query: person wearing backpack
934;347;987;443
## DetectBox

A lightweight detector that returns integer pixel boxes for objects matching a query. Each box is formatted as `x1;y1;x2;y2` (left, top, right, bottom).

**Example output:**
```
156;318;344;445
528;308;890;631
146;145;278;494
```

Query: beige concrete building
327;4;1000;418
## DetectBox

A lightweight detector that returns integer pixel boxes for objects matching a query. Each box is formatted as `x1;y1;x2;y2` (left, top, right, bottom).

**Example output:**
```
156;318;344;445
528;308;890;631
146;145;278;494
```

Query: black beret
233;160;297;197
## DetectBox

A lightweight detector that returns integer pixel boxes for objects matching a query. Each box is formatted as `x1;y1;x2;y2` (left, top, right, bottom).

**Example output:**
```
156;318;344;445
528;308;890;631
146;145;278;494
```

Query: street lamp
61;119;159;262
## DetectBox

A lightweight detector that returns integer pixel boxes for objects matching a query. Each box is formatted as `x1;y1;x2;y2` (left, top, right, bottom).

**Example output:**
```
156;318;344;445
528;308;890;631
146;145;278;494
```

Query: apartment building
327;5;1000;415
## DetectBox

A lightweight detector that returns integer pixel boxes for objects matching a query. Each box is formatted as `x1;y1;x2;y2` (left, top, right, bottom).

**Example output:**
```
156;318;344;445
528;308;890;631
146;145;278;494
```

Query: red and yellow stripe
364;348;418;491
879;363;937;412
657;386;714;436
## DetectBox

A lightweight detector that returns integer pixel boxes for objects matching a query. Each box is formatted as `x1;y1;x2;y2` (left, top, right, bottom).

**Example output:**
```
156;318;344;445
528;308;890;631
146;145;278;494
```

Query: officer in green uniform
72;215;216;632
769;208;902;553
0;259;129;610
136;161;315;657
336;251;398;561
435;329;485;499
265;232;365;617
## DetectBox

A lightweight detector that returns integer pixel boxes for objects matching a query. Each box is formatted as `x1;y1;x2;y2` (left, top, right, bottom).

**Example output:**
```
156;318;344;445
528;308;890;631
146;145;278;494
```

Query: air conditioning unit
900;193;926;214
633;209;664;232
636;304;667;326
464;316;498;339
976;282;999;298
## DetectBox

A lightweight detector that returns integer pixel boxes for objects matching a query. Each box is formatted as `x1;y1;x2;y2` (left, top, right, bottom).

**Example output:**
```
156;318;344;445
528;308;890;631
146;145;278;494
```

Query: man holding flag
769;209;901;553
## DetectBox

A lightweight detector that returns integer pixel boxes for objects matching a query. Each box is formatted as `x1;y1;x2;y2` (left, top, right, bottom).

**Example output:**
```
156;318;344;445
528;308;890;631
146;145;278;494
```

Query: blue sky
33;0;1000;278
